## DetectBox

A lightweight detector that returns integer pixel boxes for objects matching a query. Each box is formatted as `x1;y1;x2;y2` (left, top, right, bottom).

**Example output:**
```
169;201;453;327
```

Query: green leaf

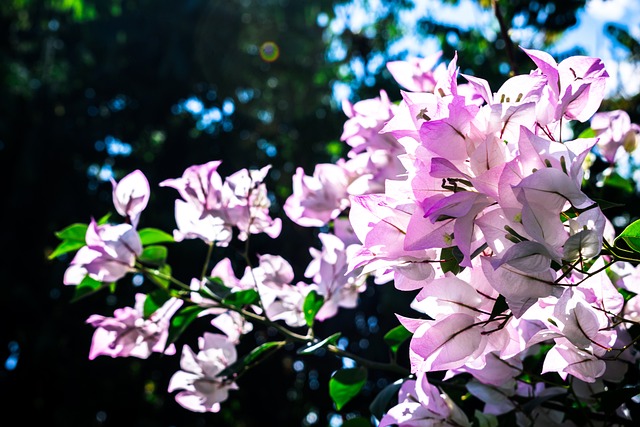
138;228;175;246
342;418;371;427
602;171;635;194
489;294;509;320
49;223;89;259
474;410;498;427
166;305;206;347
593;198;626;211
297;332;341;355
618;287;638;303
143;289;171;318
223;289;260;308
303;290;324;328
369;380;403;420
146;264;172;289
577;127;596;139
383;325;412;354
55;223;88;241
440;247;462;274
70;275;108;302
138;245;168;266
593;386;640;414
97;213;112;225
49;239;86;259
203;276;231;299
218;341;285;378
329;367;367;411
615;219;640;253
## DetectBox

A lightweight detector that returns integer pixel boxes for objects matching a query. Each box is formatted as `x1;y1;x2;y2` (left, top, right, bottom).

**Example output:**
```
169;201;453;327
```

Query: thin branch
492;0;517;76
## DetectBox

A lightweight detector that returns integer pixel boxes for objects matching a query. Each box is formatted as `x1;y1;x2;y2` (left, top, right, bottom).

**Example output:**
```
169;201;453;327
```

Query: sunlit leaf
49;223;89;259
223;289;259;308
70;275;107;302
218;341;285;378
54;223;88;241
383;324;412;354
49;239;86;260
138;228;175;246
329;367;367;411
577;127;596;139
618;287;637;303
303;290;324;328
138;245;168;266
143;289;171;318
97;213;111;225
616;219;640;253
146;264;172;289
297;332;341;355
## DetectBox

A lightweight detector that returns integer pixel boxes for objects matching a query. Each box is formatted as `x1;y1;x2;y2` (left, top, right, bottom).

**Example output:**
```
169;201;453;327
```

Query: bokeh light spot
259;41;280;62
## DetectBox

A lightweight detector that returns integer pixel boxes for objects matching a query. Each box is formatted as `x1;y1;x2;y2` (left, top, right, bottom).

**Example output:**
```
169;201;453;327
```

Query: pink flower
304;233;367;321
85;293;182;359
221;165;282;240
591;109;640;163
283;163;350;227
385;52;443;93
161;162;281;243
379;372;470;427
111;169;150;228
168;333;238;413
63;219;142;285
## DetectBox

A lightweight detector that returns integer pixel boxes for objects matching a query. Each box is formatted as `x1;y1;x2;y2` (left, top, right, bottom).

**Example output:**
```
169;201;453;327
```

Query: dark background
2;0;640;425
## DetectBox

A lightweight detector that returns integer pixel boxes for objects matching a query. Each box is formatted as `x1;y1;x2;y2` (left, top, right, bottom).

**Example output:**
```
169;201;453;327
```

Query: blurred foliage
2;0;640;426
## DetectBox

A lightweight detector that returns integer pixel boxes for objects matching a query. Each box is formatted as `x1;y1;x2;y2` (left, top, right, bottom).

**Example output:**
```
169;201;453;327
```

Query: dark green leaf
593;386;640;414
329;367;367;411
618;287;637;303
167;305;206;347
138;245;168;266
616;219;640;253
489;294;509;320
383;325;412;354
146;264;172;289
342;418;370;427
143;289;171;318
218;341;285;378
70;275;108;302
369;380;403;420
602;171;635;194
303;290;324;328
138;228;175;246
297;332;341;355
593;198;626;211
440;247;462;274
204;276;232;299
223;289;259;308
474;410;498;427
